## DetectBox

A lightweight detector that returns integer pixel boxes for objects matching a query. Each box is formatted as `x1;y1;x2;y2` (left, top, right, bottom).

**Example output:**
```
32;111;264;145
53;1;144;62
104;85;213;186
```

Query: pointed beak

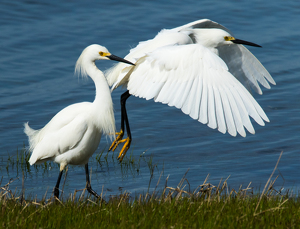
231;38;261;47
107;54;135;65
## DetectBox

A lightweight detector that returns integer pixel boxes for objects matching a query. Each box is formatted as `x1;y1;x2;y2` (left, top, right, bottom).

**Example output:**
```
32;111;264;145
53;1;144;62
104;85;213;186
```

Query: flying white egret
24;44;134;199
106;19;276;162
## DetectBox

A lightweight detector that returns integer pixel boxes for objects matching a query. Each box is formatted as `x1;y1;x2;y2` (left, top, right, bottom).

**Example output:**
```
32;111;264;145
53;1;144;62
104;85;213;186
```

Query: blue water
0;0;299;198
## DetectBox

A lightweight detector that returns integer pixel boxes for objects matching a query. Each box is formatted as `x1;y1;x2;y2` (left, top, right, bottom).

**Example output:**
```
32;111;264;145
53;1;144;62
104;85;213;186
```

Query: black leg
54;170;64;198
108;90;132;161
121;90;132;139
85;164;101;199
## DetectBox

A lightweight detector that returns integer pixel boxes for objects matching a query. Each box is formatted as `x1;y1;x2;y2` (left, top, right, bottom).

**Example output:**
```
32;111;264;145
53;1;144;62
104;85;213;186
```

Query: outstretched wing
108;19;275;95
218;44;276;95
126;44;269;137
107;27;193;88
171;18;233;35
173;19;275;94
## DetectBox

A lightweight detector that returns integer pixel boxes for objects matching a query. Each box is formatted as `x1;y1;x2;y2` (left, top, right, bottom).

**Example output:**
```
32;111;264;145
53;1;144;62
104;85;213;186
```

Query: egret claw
109;129;124;151
117;137;131;162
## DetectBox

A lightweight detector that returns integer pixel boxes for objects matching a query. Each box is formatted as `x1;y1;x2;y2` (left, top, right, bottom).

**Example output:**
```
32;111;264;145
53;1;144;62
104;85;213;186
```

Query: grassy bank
1;151;299;228
1;176;299;228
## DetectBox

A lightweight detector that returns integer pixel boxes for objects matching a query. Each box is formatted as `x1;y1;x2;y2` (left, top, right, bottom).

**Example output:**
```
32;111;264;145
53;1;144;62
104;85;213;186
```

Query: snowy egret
24;44;134;199
106;19;276;162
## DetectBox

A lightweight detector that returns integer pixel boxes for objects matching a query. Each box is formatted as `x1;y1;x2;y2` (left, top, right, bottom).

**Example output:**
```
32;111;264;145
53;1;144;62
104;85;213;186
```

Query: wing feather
29;116;88;165
228;86;255;134
106;19;274;137
224;84;246;137
213;84;226;134
218;44;275;95
207;77;217;129
179;78;195;109
219;85;237;136
128;44;268;136
125;42;268;137
198;68;208;125
187;72;203;120
172;19;233;35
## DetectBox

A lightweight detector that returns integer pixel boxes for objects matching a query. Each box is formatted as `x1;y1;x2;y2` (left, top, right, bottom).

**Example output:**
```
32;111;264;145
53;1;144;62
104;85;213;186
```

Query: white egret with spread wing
24;44;134;199
106;19;275;162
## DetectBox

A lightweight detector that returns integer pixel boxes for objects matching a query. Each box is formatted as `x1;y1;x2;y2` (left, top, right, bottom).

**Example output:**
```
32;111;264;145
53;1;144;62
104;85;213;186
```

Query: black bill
232;39;262;48
108;54;135;65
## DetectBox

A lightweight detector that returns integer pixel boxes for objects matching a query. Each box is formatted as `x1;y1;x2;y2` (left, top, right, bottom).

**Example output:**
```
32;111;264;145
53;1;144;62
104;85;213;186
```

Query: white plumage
24;44;134;198
107;19;275;138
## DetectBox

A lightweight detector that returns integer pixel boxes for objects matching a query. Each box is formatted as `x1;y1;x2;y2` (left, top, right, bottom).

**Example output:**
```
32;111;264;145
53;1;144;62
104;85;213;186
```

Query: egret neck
84;60;115;137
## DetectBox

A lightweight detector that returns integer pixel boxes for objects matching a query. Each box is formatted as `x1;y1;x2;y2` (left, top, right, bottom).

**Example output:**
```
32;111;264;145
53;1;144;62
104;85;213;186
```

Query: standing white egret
24;44;134;199
106;19;276;162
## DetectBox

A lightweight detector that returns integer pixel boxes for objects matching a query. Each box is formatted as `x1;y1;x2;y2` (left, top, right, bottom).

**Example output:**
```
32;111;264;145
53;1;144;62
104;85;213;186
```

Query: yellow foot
109;129;124;152
117;137;132;162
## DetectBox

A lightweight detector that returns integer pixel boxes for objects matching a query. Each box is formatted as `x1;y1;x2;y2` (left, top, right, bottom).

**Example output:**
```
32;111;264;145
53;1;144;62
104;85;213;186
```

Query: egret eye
224;36;235;41
99;52;111;57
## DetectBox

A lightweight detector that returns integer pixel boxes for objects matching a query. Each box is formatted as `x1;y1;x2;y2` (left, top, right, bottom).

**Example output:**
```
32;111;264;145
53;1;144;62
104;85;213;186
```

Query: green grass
1;174;299;229
1;151;299;228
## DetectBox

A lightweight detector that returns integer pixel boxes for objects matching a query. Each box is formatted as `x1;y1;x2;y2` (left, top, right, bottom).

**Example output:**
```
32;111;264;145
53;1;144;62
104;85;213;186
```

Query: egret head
75;44;134;77
80;44;135;63
193;28;261;49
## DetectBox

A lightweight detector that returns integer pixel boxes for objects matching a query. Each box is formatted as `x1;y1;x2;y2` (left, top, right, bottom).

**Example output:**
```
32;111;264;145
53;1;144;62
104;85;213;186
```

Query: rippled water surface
0;0;299;198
